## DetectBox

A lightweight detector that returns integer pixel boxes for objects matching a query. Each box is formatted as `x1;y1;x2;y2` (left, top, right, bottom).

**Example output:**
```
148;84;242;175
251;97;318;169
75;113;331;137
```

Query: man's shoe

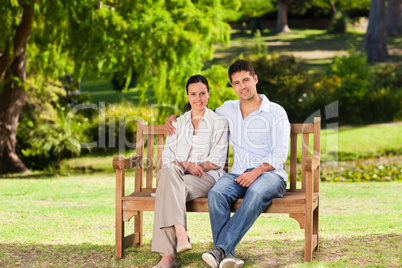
202;247;225;268
219;253;244;268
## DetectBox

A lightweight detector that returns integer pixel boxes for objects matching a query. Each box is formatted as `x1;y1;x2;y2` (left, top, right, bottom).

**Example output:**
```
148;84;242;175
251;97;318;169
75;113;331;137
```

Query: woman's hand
165;115;178;136
181;161;205;177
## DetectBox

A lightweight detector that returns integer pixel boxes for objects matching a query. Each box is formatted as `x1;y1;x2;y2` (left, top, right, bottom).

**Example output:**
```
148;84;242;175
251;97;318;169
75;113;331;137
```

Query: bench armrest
305;156;320;172
113;156;141;170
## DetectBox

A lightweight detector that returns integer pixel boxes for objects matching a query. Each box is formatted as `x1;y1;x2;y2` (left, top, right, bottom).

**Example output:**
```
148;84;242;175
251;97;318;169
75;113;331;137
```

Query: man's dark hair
228;59;255;82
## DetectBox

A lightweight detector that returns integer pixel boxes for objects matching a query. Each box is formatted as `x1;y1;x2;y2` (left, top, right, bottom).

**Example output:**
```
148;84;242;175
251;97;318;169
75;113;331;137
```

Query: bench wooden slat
291;123;314;134
122;192;319;215
290;133;297;190
301;133;309;189
146;134;154;189
143;125;167;135
134;120;145;192
156;134;164;178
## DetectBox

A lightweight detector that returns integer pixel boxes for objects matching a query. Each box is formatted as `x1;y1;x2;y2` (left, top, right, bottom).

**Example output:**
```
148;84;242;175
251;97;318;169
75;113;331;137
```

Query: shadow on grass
1;234;400;267
0;173;69;180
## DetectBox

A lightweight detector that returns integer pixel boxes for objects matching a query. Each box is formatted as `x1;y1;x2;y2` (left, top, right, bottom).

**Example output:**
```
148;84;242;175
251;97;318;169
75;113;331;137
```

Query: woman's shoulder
207;109;228;126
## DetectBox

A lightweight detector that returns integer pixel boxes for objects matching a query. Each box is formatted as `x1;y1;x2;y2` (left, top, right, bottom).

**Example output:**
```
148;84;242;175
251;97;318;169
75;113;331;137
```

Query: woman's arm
199;161;220;172
179;161;205;177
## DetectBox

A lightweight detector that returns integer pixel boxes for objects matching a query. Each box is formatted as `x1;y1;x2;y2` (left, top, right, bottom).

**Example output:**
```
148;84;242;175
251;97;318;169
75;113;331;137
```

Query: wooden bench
113;117;321;262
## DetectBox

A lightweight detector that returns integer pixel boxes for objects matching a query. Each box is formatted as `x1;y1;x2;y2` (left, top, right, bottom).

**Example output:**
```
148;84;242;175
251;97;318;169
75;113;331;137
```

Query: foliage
311;49;402;124
83;102;153;154
321;162;402;182
16;76;92;170
224;0;274;21
110;70;137;92
329;10;350;33
244;53;316;123
2;0;233;112
252;30;268;55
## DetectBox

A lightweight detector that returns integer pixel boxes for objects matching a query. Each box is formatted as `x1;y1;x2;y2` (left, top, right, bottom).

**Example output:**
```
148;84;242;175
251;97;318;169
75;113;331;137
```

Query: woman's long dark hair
183;75;210;112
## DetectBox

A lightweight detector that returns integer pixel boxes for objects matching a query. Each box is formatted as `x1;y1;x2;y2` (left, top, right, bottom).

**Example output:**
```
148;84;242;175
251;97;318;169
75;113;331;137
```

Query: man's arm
165;115;179;136
235;162;274;187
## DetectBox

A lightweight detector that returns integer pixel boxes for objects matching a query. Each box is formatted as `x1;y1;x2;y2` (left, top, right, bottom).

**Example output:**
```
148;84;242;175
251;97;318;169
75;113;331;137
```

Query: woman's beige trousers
151;165;215;256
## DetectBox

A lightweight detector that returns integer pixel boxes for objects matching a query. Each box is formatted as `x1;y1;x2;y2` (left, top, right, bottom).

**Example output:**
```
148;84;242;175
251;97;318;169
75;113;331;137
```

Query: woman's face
187;82;210;112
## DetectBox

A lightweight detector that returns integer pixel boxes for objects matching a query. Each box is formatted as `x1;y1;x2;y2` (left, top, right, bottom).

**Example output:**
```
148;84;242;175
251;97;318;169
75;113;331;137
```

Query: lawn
0;175;400;267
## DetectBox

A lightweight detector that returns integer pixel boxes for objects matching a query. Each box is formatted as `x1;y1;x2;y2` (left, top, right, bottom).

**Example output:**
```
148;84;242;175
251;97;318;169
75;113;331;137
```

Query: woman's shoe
177;236;191;253
152;260;180;268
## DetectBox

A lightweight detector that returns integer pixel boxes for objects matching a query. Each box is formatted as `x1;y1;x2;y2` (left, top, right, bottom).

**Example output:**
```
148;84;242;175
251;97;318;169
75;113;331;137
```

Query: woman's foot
153;254;179;268
175;225;192;253
177;235;191;253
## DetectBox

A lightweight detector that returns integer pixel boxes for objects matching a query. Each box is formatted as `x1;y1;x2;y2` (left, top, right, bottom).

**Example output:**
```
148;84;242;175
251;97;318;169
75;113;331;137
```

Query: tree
364;0;389;62
276;0;291;33
0;0;232;174
386;0;402;36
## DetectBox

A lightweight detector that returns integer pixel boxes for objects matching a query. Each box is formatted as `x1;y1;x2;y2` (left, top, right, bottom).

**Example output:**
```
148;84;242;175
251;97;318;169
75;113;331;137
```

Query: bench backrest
133;117;320;193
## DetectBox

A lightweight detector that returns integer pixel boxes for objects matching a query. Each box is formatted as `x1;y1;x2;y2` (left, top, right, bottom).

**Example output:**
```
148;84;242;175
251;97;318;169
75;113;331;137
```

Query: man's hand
165;115;178;136
182;161;205;177
235;169;260;187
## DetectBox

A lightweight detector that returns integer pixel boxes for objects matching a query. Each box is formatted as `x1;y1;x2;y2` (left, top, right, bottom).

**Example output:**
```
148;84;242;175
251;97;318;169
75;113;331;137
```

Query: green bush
321;163;402;182
311;50;402;125
17;78;91;170
83;101;153;154
329;11;350;34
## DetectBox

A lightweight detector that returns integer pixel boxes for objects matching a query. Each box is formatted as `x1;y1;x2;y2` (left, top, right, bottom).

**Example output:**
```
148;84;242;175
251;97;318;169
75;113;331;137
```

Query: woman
152;75;228;268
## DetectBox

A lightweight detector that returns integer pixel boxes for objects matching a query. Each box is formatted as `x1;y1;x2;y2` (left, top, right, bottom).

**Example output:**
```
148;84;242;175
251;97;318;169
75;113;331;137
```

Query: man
166;59;290;268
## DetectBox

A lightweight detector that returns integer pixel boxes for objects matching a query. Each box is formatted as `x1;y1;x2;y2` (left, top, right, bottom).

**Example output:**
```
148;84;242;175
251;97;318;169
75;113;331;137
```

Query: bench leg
313;201;319;251
134;212;144;247
304;210;313;262
115;201;124;257
115;170;125;258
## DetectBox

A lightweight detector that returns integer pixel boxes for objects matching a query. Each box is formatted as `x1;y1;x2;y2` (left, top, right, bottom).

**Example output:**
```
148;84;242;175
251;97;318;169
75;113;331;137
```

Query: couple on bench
152;59;290;268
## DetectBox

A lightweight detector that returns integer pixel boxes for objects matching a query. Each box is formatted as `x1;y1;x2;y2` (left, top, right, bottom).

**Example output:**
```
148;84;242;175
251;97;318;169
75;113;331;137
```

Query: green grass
0;176;401;267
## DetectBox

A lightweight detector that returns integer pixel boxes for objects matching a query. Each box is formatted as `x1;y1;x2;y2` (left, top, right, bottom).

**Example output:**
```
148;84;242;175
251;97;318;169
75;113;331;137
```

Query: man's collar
258;94;271;113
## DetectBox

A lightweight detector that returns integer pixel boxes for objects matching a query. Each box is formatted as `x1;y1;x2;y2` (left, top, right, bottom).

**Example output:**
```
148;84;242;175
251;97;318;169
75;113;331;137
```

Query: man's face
230;71;258;101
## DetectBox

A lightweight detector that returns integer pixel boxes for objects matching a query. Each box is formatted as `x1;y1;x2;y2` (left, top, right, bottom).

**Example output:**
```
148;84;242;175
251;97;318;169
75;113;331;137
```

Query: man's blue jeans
208;169;287;256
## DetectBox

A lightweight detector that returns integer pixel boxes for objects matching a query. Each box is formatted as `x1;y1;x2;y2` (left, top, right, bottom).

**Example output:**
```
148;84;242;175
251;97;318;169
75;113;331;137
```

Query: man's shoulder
215;100;238;115
270;101;286;110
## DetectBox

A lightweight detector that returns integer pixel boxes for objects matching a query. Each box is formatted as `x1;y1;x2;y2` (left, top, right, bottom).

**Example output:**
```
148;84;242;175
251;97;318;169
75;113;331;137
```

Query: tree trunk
386;0;402;36
276;1;291;33
0;6;33;174
0;4;35;82
364;0;388;62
